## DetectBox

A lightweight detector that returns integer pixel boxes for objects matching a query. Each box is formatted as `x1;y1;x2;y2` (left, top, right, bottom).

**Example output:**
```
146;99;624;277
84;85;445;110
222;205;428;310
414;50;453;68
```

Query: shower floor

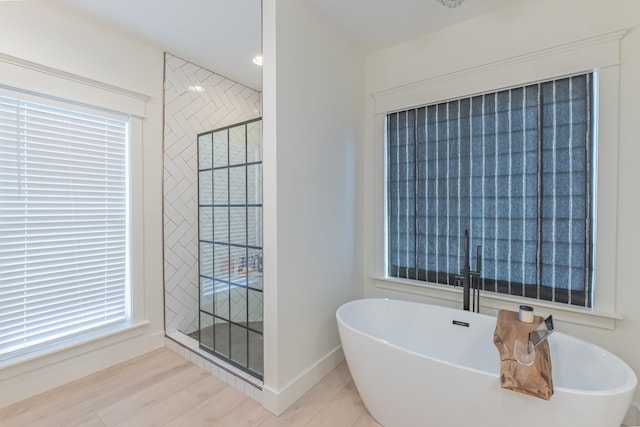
188;322;263;377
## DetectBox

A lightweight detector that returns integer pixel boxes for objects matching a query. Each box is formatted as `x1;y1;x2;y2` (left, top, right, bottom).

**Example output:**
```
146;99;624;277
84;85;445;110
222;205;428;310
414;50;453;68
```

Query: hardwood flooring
0;348;381;427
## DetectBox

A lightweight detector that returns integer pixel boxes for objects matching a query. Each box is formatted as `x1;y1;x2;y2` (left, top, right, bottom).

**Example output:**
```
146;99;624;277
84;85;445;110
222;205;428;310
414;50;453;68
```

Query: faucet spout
529;315;555;350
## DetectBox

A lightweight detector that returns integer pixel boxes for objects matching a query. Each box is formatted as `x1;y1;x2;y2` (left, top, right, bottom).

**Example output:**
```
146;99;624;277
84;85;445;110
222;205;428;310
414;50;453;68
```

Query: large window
0;88;130;362
387;73;594;307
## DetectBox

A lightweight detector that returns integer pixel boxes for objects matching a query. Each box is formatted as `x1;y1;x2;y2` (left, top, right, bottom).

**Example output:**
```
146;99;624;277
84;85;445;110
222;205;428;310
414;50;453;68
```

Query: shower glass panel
197;118;263;380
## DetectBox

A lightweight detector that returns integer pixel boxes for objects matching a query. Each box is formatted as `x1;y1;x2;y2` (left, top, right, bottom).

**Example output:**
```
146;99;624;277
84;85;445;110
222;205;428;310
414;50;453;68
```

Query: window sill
0;320;150;371
372;276;621;330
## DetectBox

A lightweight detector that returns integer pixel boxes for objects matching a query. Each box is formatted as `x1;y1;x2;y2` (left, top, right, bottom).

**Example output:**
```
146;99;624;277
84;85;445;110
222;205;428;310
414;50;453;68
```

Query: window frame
385;73;595;308
0;86;134;362
0;52;149;367
366;31;626;329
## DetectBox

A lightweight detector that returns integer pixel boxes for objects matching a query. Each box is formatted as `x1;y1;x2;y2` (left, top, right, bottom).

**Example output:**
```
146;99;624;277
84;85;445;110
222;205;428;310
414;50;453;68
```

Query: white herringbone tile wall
163;54;261;334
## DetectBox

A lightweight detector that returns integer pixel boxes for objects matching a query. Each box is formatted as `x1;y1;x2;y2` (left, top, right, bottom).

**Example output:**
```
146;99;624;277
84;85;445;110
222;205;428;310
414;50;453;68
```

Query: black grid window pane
387;73;593;307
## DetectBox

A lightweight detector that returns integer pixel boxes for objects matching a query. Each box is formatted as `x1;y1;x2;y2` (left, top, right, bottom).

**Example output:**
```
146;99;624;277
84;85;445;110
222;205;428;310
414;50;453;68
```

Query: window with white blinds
0;89;130;361
387;73;594;307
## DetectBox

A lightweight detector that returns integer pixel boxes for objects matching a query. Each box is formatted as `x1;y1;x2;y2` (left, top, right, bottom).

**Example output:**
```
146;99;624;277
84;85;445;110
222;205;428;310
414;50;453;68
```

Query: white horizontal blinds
387;73;592;307
0;93;129;359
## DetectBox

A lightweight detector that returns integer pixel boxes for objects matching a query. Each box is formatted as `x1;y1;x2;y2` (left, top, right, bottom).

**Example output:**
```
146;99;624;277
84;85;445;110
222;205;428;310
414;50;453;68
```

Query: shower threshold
188;321;263;381
166;330;263;392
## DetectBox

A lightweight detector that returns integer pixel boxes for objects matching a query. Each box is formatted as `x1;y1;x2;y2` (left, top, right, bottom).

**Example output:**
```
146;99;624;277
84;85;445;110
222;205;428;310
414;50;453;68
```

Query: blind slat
0;90;129;360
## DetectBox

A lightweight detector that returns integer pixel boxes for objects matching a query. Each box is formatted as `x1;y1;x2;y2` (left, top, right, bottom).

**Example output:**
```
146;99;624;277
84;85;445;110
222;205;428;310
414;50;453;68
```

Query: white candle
518;305;534;323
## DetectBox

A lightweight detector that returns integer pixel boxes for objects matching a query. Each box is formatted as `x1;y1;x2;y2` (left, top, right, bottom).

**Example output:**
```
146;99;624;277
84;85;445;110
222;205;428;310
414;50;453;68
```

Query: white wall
363;0;640;413
262;0;365;414
0;1;165;407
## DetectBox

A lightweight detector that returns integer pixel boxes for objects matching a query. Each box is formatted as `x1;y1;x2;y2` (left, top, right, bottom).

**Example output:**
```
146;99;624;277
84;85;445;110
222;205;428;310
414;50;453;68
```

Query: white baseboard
262;345;344;416
0;328;164;409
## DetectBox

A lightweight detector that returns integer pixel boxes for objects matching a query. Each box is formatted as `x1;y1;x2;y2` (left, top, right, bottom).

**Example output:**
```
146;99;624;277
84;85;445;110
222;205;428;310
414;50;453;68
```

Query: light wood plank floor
0;348;382;427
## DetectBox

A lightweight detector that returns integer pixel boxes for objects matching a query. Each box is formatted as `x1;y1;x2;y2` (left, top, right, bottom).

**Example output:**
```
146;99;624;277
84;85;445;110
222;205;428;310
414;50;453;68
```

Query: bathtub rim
336;298;637;397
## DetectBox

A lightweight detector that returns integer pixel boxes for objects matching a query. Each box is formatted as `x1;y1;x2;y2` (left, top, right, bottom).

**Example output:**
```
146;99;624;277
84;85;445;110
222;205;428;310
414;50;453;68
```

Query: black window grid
197;117;263;380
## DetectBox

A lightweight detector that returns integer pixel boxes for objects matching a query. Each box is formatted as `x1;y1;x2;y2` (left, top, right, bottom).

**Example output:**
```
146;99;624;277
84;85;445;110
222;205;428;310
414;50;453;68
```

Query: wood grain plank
0;350;187;426
214;395;271;427
305;379;366;427
162;385;248;427
111;389;203;427
97;363;208;426
0;349;391;427
257;362;351;427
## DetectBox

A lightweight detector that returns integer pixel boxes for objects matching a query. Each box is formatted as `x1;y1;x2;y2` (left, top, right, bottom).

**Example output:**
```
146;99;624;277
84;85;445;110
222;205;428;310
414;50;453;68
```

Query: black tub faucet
455;230;482;312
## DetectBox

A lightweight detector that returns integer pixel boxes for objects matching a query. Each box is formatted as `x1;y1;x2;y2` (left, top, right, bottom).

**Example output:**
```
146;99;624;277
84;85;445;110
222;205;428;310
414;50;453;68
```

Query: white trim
0;321;150;372
0;52;149;117
261;346;344;416
0;324;163;408
372;29;627;114
0;53;155;408
129;116;146;324
373;277;620;330
368;29;626;325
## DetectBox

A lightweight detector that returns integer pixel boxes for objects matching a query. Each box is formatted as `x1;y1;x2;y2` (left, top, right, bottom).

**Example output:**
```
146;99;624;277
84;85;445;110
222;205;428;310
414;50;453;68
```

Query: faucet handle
453;274;464;287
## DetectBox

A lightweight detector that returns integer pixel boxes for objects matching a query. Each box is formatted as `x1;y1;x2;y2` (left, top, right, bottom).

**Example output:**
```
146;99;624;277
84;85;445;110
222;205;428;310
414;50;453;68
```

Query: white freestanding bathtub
336;298;637;427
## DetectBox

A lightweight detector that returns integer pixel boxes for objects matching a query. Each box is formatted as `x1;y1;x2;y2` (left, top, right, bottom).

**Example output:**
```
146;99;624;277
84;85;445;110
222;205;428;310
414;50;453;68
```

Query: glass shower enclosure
197;118;263;379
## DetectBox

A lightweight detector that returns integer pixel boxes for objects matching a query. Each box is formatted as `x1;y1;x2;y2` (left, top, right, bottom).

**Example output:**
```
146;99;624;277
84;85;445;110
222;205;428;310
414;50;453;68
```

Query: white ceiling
54;0;523;92
304;0;523;52
55;0;263;90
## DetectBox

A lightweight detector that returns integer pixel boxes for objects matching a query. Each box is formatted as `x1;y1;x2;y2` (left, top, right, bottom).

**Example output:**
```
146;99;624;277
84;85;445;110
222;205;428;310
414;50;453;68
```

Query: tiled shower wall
163;53;261;334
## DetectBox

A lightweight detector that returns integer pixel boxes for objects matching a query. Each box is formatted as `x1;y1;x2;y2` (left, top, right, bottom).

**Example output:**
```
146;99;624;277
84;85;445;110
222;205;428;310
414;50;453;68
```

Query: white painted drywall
0;1;165;408
363;0;640;410
262;0;365;414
